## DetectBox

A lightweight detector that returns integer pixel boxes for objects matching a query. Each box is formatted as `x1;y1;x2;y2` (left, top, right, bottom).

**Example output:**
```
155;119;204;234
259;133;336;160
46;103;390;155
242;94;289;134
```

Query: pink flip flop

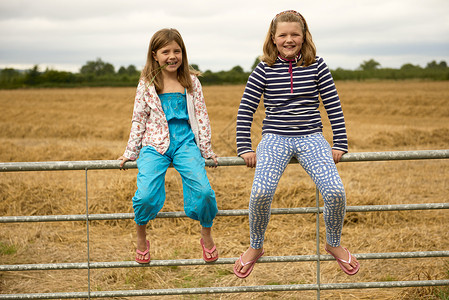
325;247;360;275
135;240;151;264
200;238;218;262
233;249;265;279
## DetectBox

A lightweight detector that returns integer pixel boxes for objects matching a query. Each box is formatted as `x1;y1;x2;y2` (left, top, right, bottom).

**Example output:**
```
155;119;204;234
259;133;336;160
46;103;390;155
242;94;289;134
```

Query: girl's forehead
275;22;302;33
159;40;181;50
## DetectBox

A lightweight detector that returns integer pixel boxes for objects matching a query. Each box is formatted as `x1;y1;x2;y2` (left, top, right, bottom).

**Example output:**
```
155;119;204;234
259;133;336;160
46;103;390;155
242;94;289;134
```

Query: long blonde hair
261;10;316;67
140;28;200;94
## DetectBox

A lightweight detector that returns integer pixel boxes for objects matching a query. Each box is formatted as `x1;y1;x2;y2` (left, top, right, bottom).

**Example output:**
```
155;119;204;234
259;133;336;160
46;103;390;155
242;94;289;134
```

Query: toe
350;254;358;265
206;249;217;259
234;261;242;273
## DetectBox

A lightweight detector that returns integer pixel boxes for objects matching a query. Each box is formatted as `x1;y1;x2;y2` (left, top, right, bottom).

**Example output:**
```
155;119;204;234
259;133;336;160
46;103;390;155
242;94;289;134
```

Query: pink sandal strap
326;247;353;264
136;240;150;256
200;238;216;254
238;255;252;267
203;245;216;254
335;248;352;264
238;250;264;267
136;248;149;256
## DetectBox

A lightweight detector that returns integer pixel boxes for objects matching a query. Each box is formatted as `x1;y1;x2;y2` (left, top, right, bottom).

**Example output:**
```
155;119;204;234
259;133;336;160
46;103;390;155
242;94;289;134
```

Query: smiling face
272;22;304;60
152;40;183;73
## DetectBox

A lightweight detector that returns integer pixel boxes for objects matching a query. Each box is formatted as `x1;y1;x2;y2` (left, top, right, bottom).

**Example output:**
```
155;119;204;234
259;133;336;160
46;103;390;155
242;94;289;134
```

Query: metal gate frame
1;149;449;299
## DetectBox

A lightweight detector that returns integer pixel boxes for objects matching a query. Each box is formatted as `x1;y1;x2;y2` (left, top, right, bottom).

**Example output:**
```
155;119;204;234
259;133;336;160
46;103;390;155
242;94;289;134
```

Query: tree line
0;58;448;89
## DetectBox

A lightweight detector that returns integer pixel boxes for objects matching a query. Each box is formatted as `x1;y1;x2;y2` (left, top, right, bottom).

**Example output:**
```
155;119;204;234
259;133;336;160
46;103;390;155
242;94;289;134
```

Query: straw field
1;80;448;299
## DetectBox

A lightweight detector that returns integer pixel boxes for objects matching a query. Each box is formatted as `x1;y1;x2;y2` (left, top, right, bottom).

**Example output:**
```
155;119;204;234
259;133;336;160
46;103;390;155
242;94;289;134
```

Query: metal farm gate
1;149;449;299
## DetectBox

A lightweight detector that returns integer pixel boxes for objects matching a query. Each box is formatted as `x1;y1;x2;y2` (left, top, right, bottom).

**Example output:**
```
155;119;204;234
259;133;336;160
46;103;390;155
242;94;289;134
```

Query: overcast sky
1;0;448;73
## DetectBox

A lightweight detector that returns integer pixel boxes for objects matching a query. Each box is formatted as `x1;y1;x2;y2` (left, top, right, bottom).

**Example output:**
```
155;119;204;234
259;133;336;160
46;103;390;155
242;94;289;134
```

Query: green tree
24;65;41;85
118;64;139;76
0;68;20;79
80;58;115;75
0;68;23;88
359;59;381;71
400;63;422;71
42;69;76;84
426;60;448;69
230;65;244;73
118;66;127;75
126;64;138;75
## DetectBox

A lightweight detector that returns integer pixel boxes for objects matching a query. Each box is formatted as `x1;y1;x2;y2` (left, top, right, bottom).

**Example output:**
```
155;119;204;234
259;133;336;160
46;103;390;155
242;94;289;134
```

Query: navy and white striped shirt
236;55;348;156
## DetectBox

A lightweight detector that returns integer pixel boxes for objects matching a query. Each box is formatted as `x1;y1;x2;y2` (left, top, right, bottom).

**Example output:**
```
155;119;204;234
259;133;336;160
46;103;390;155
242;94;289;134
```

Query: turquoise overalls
132;90;217;227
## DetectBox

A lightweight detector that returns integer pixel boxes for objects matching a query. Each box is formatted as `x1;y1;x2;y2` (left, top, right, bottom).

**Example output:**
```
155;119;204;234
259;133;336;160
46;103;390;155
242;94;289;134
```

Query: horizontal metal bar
1;150;448;172
0;280;448;299
1;203;448;223
340;149;449;162
2;251;448;272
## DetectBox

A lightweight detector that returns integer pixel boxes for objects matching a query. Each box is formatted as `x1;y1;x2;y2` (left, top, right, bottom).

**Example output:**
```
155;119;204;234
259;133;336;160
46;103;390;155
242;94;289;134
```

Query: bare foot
325;243;359;272
136;239;150;262
136;224;150;262
201;227;218;260
233;247;264;276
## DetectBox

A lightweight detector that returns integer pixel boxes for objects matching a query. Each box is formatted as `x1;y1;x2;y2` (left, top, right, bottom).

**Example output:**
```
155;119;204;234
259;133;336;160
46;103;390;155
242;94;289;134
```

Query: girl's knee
185;188;217;221
321;180;345;199
135;189;159;207
322;186;346;211
198;186;215;201
332;186;346;200
251;183;276;200
133;189;164;220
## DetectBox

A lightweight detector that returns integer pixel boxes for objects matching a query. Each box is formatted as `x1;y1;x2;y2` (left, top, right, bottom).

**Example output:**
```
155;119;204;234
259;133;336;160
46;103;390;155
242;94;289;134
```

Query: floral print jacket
123;75;215;160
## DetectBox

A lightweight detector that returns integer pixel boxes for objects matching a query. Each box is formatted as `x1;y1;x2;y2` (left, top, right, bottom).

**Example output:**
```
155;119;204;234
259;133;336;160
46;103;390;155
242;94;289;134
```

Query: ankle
137;238;147;246
247;247;263;255
325;243;341;250
201;228;213;239
136;234;147;248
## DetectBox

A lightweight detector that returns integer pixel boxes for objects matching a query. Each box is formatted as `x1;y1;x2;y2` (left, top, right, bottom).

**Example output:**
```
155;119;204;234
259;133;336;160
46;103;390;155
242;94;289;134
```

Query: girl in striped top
233;10;360;278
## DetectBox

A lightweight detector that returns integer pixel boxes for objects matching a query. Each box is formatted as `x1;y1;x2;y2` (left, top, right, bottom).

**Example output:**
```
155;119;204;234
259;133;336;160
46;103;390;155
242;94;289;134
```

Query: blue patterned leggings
249;133;346;249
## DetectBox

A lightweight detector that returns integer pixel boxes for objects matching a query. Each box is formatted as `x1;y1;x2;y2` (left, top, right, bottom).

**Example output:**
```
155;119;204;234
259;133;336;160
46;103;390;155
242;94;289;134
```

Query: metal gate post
315;187;321;299
85;168;91;300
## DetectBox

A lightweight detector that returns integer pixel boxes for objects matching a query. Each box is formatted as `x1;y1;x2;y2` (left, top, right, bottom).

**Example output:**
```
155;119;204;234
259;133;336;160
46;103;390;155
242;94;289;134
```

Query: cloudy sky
1;0;448;73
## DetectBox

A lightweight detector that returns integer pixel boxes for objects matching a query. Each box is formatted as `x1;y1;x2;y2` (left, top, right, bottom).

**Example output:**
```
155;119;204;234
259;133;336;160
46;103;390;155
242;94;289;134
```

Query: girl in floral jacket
118;28;219;264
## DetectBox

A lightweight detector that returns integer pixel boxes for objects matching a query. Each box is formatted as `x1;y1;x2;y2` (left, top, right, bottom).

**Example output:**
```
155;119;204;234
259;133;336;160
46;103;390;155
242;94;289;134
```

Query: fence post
315;187;321;300
85;168;91;300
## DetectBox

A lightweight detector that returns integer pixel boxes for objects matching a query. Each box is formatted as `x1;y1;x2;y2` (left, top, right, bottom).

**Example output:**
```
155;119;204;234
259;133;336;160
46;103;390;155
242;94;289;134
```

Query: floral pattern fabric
123;75;215;160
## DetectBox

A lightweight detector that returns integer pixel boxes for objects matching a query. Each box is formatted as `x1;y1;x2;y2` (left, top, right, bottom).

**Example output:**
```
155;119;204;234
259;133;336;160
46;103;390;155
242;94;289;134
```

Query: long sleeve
235;63;266;156
123;80;151;160
316;58;348;152
192;76;215;158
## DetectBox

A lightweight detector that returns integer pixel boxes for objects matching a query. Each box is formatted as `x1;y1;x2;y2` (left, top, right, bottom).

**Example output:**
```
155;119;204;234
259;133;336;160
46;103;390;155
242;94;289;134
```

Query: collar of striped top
277;54;302;93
